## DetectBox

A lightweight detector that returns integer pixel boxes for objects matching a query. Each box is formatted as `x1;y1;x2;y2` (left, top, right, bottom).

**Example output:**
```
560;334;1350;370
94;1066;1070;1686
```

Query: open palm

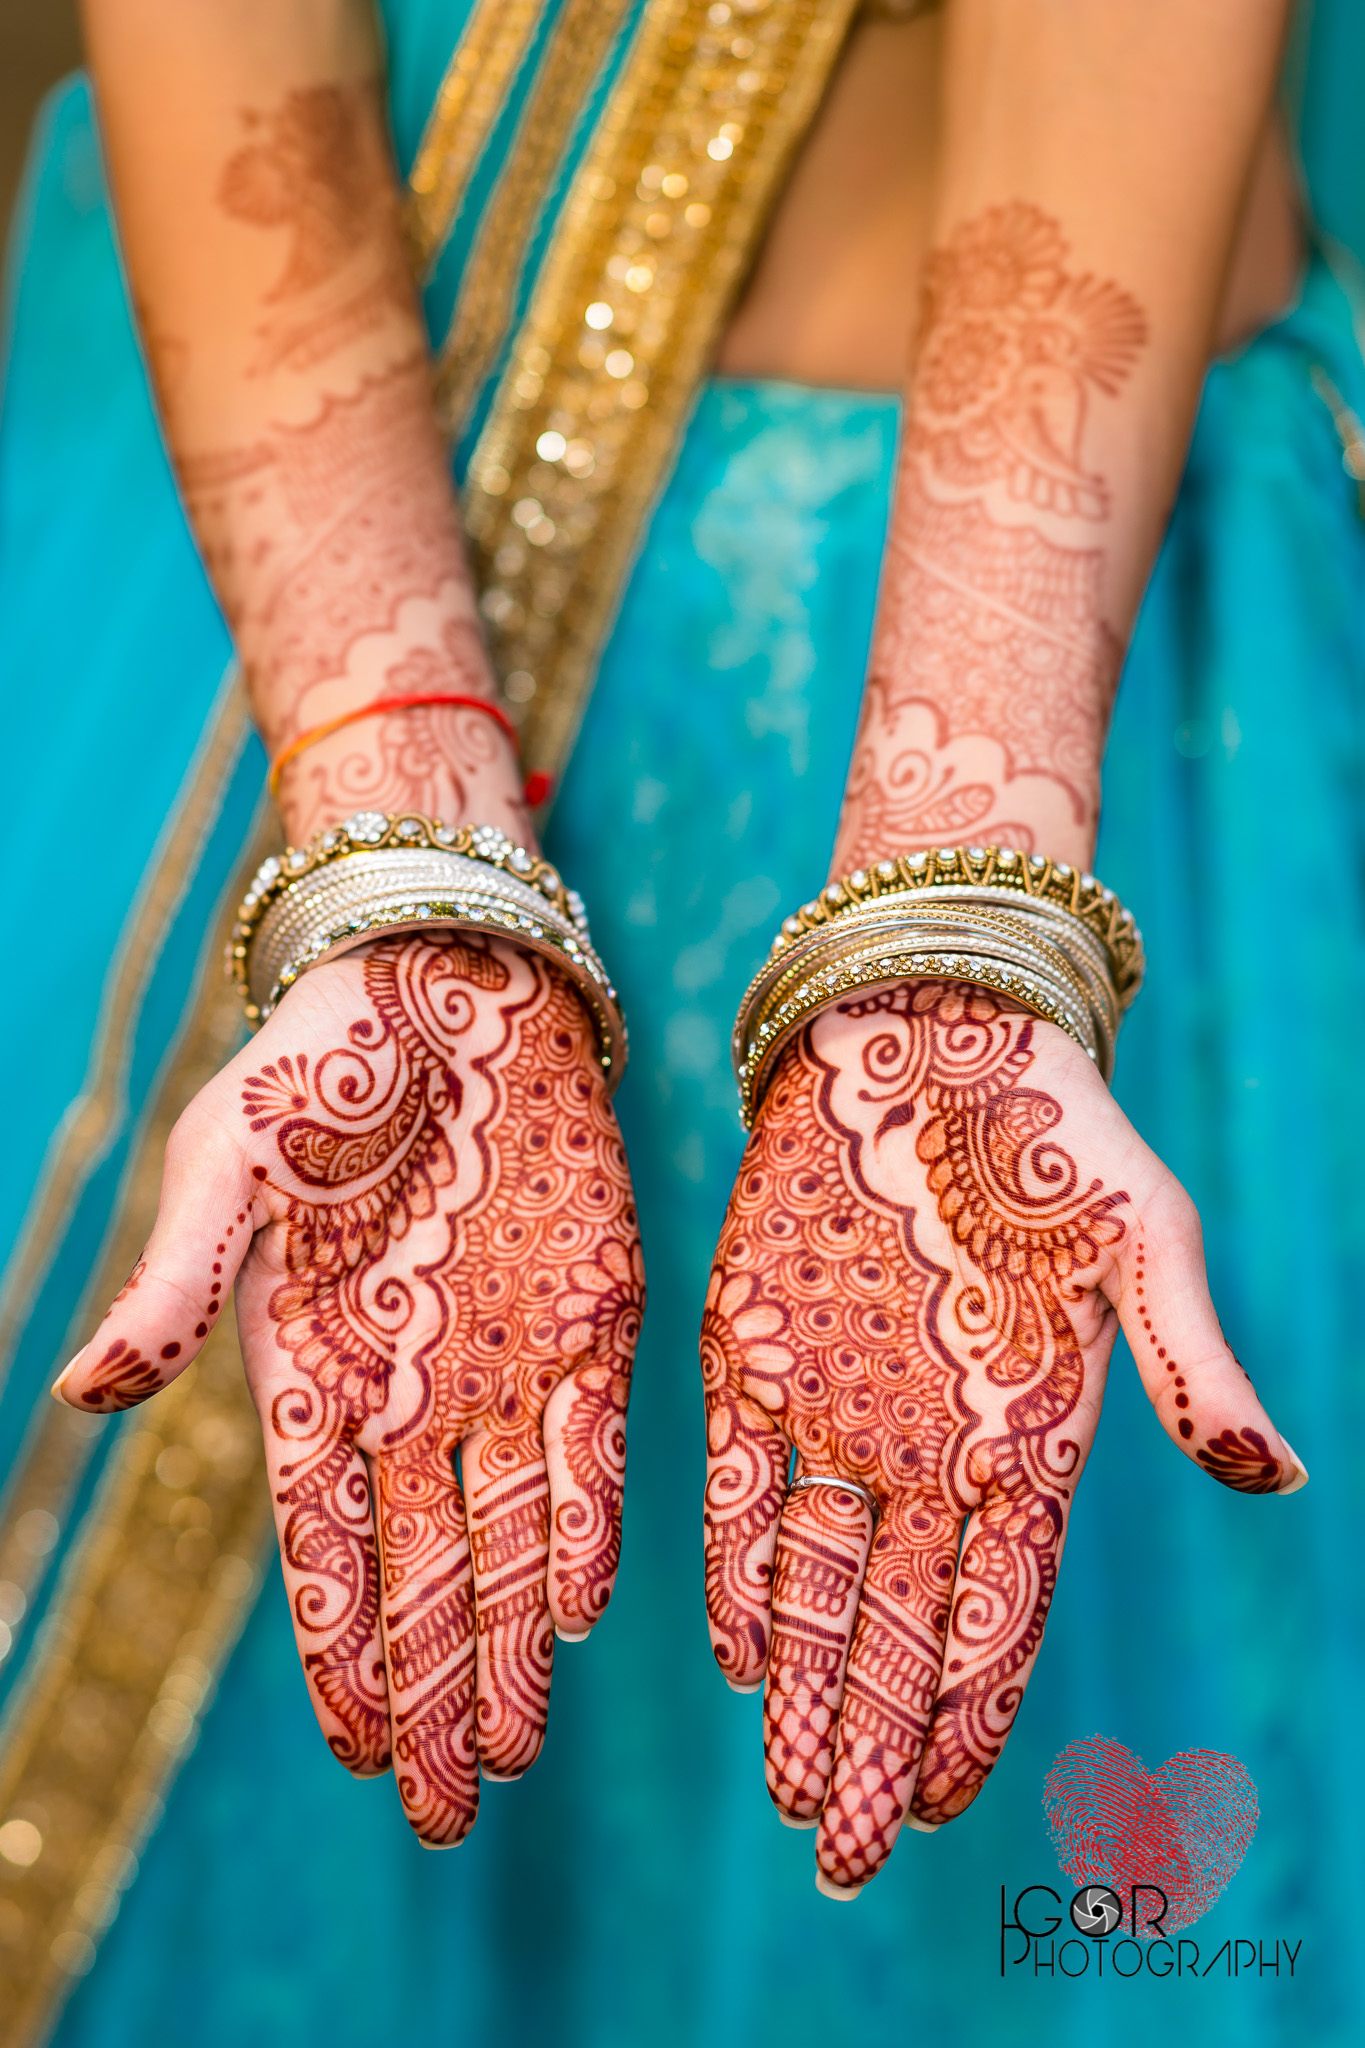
58;933;642;1845
702;979;1302;1897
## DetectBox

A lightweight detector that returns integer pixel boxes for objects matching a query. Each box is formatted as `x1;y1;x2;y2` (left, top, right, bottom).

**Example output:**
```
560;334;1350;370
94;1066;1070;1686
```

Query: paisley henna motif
56;932;639;1843
703;981;1129;1890
238;936;641;1842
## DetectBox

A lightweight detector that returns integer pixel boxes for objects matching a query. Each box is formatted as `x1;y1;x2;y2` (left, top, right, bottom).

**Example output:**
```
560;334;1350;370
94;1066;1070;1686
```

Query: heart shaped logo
1044;1738;1258;1933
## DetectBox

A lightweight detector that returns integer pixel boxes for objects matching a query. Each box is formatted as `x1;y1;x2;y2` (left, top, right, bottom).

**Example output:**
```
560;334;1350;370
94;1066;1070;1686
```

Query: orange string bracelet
267;692;553;806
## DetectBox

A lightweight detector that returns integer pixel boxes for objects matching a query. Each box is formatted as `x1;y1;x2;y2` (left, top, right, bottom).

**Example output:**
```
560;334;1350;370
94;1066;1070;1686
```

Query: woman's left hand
701;978;1304;1897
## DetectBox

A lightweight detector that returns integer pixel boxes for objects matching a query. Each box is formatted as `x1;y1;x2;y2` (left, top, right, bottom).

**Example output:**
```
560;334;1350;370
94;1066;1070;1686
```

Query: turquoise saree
0;3;1362;2043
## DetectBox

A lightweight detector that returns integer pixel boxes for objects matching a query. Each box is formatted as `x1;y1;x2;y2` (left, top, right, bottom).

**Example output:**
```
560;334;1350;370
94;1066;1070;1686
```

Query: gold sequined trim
433;0;635;436
856;0;940;20
465;0;863;781
0;835;275;2048
403;0;550;277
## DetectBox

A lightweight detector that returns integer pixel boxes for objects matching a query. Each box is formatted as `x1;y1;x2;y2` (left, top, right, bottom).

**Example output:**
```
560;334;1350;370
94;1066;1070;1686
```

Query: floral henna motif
161;86;520;845
179;358;486;729
704;982;1129;1887
241;935;640;1842
835;206;1149;873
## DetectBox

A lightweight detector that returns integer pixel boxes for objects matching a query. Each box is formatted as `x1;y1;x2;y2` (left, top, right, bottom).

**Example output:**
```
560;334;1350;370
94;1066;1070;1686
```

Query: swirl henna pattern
61;934;641;1846
702;981;1302;1895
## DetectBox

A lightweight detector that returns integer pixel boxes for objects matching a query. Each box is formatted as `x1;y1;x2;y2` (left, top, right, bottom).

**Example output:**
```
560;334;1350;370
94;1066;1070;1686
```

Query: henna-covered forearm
83;0;525;846
831;0;1292;877
835;203;1144;871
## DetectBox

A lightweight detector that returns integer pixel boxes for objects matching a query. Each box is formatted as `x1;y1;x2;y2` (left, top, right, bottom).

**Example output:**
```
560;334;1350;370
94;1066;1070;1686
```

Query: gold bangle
226;811;627;1087
731;844;1142;1127
772;844;1143;1000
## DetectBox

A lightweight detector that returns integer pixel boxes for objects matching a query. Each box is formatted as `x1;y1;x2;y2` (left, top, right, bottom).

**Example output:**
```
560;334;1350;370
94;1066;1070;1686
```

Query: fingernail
815;1870;863;1903
905;1814;941;1834
725;1678;763;1695
50;1346;89;1398
1278;1437;1309;1494
554;1627;589;1644
776;1809;818;1830
480;1768;523;1783
416;1835;463;1851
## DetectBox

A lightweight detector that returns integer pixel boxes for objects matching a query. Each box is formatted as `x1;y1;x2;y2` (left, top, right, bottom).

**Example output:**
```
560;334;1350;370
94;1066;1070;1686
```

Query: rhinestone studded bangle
228;811;627;1088
732;843;1142;1127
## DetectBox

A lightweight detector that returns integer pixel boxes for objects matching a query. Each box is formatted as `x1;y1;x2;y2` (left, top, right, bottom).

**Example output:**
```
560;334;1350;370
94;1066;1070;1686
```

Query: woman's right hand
56;932;643;1846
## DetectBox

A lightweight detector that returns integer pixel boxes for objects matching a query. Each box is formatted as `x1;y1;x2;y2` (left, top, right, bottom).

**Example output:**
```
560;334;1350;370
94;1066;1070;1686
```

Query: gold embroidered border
0;833;275;2048
0;669;249;1399
403;0;550;277
432;0;635;436
464;0;863;781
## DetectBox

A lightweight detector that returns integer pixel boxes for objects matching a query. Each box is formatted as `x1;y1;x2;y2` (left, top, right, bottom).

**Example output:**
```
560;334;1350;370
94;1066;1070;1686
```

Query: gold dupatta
0;4;860;2035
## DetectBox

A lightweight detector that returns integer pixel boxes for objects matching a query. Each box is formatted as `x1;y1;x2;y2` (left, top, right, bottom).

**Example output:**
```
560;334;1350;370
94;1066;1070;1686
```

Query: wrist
827;698;1098;882
274;699;537;852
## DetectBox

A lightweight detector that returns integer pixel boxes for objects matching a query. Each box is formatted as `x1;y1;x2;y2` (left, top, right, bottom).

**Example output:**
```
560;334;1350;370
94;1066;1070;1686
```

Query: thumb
54;1107;262;1413
1111;1181;1308;1496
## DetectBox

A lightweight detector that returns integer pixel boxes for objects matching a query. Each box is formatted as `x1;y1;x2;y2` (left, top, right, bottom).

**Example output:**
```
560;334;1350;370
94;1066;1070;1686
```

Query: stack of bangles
731;843;1144;1128
229;810;627;1089
230;808;1139;1126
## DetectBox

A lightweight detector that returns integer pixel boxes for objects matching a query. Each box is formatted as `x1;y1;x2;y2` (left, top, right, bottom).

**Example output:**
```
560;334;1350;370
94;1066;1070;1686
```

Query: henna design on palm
703;981;1303;1895
59;934;641;1846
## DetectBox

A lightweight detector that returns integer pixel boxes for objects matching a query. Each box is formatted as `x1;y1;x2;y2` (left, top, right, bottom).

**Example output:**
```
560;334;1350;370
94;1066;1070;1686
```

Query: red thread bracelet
267;691;553;806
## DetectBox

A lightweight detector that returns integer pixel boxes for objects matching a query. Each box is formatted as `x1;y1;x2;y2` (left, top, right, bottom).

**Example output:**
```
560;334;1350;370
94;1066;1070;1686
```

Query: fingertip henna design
74;1337;168;1412
1195;1428;1282;1494
1132;1240;1284;1488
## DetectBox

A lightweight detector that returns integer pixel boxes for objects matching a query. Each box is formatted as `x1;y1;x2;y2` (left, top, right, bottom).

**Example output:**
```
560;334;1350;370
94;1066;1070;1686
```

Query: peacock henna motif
833;204;1149;873
217;83;413;379
703;980;1129;1890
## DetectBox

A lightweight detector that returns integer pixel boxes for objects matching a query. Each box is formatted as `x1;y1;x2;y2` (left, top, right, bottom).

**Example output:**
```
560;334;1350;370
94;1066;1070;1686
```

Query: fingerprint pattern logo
1045;1738;1258;1934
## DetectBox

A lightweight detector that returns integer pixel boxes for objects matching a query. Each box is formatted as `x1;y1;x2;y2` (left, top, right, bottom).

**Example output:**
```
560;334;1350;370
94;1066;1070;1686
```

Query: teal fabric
0;5;1361;2043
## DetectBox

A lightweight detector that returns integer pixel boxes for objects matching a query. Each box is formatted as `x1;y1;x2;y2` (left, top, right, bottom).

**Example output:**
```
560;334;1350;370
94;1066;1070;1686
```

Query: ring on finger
786;1473;880;1521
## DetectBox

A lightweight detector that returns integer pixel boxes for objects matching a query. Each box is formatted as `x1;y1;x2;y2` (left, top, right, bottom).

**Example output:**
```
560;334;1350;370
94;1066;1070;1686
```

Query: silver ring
786;1474;880;1521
